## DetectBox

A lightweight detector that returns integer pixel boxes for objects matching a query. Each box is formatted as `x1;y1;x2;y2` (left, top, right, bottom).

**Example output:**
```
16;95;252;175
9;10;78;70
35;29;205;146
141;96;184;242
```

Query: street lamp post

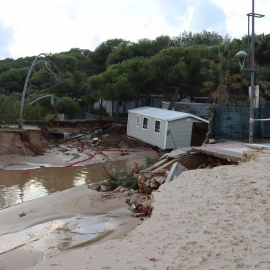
249;0;256;144
18;53;58;129
236;0;264;143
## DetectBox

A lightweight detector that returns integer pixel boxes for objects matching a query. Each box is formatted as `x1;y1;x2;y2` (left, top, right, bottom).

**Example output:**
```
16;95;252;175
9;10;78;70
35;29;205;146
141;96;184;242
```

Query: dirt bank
0;130;50;156
0;120;155;157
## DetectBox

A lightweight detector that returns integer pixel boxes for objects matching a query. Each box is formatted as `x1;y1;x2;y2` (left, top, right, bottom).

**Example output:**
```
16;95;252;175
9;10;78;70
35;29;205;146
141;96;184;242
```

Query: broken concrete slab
245;143;270;150
191;146;243;162
243;143;270;161
153;159;179;173
142;158;170;172
167;148;189;159
165;162;186;183
159;153;169;161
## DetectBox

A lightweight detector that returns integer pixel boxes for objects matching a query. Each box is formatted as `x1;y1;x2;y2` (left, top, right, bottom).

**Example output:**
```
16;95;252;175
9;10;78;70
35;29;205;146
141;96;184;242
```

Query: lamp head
236;50;248;70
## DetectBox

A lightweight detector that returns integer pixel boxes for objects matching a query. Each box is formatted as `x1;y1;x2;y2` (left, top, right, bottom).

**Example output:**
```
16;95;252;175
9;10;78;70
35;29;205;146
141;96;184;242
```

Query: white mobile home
127;107;208;150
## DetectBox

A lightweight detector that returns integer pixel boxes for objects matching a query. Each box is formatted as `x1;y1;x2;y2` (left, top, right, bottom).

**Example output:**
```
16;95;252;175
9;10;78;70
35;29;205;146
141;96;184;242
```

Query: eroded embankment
0;130;50;155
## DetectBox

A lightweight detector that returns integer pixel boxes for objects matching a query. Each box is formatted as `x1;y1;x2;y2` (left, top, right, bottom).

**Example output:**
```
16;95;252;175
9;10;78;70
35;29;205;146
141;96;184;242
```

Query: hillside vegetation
1;30;270;123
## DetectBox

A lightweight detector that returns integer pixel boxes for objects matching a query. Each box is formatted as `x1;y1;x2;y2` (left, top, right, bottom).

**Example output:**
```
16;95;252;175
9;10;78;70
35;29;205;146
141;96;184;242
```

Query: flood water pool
0;158;147;210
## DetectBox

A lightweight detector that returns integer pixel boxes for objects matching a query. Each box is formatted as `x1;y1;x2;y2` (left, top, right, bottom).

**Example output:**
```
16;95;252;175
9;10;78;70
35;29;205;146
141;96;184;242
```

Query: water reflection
0;214;114;255
22;180;49;203
0;159;145;210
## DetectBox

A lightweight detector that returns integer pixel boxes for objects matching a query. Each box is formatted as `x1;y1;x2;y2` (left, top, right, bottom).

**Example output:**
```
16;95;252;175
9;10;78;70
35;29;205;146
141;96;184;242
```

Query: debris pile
126;196;152;217
93;124;153;149
90;183;153;218
137;157;187;194
131;203;152;217
60;123;154;150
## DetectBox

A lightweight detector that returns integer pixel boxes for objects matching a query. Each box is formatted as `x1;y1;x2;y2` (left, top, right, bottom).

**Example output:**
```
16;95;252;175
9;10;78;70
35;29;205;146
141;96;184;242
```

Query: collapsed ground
63;122;154;150
0;120;154;156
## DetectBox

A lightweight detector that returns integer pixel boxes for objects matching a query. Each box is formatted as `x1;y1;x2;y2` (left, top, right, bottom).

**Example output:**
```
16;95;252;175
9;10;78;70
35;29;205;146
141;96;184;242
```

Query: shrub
144;156;154;168
55;97;80;120
0;95;20;123
121;177;138;190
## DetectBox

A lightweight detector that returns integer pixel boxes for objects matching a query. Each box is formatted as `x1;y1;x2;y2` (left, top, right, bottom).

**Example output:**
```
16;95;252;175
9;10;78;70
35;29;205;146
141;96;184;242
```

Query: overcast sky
0;0;269;60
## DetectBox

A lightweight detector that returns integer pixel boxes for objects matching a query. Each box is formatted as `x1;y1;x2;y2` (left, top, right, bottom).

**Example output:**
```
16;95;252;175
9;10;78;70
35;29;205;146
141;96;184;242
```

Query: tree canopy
1;30;270;122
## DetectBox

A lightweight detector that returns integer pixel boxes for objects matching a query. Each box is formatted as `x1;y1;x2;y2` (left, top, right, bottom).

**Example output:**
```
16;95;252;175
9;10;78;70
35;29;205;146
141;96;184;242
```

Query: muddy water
0;159;145;210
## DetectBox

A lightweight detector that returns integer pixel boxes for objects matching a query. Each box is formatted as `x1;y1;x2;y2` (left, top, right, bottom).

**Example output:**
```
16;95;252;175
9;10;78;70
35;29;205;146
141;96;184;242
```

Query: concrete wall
64;106;86;120
209;99;265;140
265;101;270;137
162;101;217;119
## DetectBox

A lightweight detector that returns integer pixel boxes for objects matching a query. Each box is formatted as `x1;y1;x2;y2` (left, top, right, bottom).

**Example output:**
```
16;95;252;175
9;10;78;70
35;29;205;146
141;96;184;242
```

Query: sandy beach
1;147;270;269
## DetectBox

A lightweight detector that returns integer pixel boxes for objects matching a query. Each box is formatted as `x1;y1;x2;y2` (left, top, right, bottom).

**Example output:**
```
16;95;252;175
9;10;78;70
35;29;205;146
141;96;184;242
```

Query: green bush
91;107;107;116
0;95;20;123
44;112;56;123
107;181;119;190
105;177;138;191
121;177;138;190
144;156;154;168
55;97;80;120
23;103;43;121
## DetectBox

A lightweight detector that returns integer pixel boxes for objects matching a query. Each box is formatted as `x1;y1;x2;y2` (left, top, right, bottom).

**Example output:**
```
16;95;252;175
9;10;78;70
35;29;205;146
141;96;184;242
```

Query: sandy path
20;152;270;270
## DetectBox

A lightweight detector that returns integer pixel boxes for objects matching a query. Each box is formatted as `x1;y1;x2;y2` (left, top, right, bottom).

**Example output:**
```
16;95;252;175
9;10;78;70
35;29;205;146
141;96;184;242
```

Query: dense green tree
255;34;270;66
1;29;270;122
52;54;77;73
89;63;135;121
117;57;152;106
0;67;28;92
149;47;189;97
173;30;229;48
0;95;20;122
106;41;134;66
55;97;80;120
256;65;270;97
107;36;174;66
88;38;125;74
181;45;208;96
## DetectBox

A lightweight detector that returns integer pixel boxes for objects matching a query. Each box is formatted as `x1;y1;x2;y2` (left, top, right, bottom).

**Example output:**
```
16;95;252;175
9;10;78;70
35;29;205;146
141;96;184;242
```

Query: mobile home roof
128;107;208;123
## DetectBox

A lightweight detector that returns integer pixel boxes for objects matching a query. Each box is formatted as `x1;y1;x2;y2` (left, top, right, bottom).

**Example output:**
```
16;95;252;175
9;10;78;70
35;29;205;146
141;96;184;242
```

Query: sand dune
26;152;270;269
1;149;270;269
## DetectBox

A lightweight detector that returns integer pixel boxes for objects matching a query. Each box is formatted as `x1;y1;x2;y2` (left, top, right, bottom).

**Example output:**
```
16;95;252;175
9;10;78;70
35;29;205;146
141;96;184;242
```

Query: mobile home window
155;120;161;134
136;115;140;127
143;117;148;129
